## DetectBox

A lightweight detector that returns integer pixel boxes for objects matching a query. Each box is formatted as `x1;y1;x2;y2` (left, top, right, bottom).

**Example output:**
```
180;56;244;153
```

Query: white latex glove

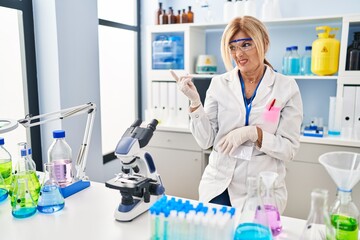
170;70;201;108
217;126;258;155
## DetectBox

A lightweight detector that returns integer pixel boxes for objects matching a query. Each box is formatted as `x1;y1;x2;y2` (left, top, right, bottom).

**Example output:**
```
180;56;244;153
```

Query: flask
234;0;245;18
223;0;234;23
181;9;188;24
281;47;291;75
11;178;37;218
155;2;163;25
0;137;12;190
234;176;272;240
330;189;359;240
48;130;73;187
168;7;176;24
259;171;282;236
11;146;40;204
288;46;300;75
301;46;313;75
0;173;8;202
37;162;65;213
311;26;340;76
187;6;194;23
299;189;335;240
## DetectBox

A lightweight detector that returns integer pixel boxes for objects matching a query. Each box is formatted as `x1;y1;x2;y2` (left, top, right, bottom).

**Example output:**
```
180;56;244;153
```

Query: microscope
105;119;165;222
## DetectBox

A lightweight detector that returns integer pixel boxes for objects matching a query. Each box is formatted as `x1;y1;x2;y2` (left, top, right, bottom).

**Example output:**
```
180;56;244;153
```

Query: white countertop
0;181;306;240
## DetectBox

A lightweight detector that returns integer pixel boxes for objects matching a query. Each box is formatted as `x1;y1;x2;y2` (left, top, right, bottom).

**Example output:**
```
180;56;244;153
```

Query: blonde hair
220;16;273;71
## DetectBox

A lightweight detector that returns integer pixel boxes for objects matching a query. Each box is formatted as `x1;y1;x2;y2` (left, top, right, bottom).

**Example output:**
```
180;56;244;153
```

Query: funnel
319;151;360;191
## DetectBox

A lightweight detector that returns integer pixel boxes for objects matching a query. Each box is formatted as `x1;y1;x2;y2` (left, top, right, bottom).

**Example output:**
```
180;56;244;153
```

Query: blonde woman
171;16;303;213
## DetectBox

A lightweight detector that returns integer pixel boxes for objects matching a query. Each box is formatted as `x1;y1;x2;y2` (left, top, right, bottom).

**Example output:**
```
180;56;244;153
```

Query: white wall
32;0;104;182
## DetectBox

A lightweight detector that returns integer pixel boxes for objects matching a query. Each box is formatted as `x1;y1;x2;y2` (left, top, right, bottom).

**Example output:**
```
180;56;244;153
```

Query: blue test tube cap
0;137;4;145
220;206;228;214
53;130;65;138
20;149;27;157
229;207;236;217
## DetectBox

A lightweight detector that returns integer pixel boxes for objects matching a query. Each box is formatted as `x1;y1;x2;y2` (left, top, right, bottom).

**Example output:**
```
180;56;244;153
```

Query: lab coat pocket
203;150;221;181
260;106;281;133
247;155;277;178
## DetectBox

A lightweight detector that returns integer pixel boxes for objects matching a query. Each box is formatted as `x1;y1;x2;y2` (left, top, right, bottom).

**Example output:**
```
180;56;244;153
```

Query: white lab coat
189;66;303;213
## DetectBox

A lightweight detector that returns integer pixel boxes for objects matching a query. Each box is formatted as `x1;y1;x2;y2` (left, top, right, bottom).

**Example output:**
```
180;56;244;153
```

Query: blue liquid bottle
288;46;300;75
37;162;65;213
282;47;291;75
301;46;313;75
0;174;8;202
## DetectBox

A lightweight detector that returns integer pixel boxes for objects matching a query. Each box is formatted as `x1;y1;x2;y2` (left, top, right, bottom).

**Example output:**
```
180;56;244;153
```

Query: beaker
0;173;8;202
234;176;272;240
11;178;37;218
299;189;335;240
319;151;360;240
37;162;65;213
259;171;282;236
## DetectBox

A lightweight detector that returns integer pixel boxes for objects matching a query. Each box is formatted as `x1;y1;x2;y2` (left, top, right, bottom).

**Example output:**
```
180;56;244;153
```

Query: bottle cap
53;130;66;138
21;148;27;157
305;46;312;51
292;46;298;50
0;137;4;145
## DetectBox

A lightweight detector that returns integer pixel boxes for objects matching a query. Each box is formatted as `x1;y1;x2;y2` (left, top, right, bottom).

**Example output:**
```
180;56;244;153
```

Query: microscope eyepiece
131;119;142;127
147;119;158;131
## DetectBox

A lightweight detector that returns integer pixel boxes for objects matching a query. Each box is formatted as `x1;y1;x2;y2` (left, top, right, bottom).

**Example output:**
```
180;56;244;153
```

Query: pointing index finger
169;70;179;82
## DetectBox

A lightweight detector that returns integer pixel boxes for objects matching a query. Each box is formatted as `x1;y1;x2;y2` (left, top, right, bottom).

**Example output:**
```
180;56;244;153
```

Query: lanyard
238;70;263;126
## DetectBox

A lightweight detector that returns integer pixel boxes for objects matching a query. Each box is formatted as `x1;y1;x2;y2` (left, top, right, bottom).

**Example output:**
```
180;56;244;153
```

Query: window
98;0;141;163
0;0;41;169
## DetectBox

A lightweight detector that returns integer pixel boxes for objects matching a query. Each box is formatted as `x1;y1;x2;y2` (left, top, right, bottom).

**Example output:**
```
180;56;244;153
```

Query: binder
151;81;161;121
176;86;190;127
167;81;177;125
341;86;356;138
159;81;169;125
354;86;360;139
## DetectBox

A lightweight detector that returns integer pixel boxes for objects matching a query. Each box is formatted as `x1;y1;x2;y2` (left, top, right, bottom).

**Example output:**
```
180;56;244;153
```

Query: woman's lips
237;59;248;66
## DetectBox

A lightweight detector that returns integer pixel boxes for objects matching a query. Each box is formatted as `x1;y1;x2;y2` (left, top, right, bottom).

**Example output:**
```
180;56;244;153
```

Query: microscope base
114;195;159;222
60;179;91;198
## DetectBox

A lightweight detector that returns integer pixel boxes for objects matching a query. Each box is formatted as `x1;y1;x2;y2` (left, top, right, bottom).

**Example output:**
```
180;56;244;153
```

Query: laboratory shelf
292;76;338;80
300;135;360;147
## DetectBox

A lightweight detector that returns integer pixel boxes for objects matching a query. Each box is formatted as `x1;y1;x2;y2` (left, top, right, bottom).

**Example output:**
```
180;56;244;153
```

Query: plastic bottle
301;46;313;75
234;0;245;18
0;137;12;190
299;189;335;240
282;47;291;75
244;0;257;18
187;6;194;23
261;0;274;20
311;26;340;76
223;0;234;23
48;130;73;187
288;46;300;75
155;2;163;25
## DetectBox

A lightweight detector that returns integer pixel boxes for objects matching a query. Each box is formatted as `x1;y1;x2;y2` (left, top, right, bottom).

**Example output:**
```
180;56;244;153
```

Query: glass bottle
11;178;37;218
346;32;360;70
0;137;12;190
48;130;73;187
181;9;188;24
168;7;176;24
234;176;272;240
301;46;313;75
11;146;40;204
159;9;168;25
187;6;194;23
330;189;359;240
282;47;291;75
348;40;360;71
300;189;335;240
155;2;163;25
0;173;8;202
288;46;300;75
176;10;181;24
37;162;65;213
259;171;282;236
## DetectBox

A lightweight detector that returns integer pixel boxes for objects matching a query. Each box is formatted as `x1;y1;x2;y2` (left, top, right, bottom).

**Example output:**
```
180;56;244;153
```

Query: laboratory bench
0;181;307;240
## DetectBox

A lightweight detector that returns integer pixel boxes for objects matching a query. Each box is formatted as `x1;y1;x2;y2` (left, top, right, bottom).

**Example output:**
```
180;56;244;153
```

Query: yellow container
311;26;340;76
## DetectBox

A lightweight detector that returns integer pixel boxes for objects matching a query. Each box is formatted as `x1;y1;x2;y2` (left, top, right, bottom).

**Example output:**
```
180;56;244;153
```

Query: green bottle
0;137;12;190
330;190;359;240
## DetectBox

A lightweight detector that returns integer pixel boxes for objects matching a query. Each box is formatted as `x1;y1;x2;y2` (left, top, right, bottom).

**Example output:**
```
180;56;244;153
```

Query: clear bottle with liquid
234;176;272;240
37;162;65;213
48;130;73;187
282;47;291;75
11;145;40;204
0;173;8;202
11;178;37;218
300;188;335;240
301;46;313;75
259;171;282;236
288;46;300;75
330;189;359;240
0;137;12;190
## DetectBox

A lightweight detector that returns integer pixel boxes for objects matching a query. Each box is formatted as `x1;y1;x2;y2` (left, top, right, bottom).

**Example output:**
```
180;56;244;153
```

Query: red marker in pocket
268;98;276;111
